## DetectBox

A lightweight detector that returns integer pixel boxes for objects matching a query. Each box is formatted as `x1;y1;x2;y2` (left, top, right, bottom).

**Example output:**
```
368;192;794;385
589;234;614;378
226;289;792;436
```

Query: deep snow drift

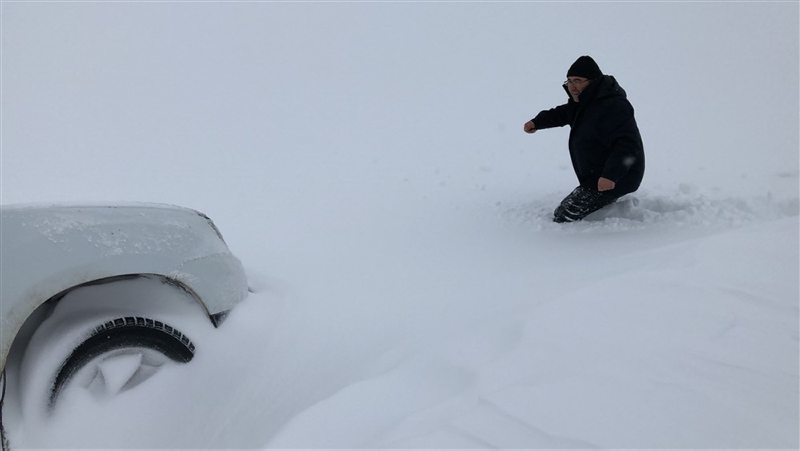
2;1;798;449
10;189;798;449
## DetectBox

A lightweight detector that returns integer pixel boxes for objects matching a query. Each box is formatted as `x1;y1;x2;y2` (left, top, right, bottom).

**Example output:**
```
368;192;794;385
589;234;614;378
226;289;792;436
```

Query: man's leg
553;186;619;223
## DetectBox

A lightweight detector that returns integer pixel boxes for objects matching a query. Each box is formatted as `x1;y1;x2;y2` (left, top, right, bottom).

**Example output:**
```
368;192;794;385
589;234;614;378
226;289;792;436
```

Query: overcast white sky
2;2;797;212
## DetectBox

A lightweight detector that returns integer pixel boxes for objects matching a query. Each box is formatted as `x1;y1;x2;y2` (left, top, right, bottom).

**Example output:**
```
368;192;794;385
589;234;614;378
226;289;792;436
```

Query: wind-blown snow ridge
261;214;798;449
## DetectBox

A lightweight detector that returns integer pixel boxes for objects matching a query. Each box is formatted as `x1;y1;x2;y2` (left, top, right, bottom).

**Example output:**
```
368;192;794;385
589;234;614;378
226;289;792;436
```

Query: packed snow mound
261;215;799;449
502;185;799;232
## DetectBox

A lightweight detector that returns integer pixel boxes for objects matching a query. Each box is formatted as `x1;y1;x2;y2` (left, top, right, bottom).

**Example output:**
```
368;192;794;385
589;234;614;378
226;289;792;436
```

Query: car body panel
0;203;248;371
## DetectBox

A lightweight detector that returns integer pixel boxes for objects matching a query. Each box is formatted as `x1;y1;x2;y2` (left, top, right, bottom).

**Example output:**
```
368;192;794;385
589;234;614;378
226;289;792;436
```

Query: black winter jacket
532;75;644;195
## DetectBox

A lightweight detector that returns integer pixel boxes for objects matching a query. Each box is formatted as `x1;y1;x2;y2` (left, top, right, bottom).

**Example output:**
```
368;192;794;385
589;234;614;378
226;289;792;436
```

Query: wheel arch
1;273;228;375
0;204;248;376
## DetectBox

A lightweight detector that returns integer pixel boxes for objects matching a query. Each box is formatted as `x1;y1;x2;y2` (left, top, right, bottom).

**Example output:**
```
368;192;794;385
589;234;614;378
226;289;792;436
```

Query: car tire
13;275;214;420
49;315;196;408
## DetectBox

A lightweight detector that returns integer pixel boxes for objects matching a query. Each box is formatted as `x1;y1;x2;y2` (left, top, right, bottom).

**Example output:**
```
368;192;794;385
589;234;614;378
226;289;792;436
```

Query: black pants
553;186;620;223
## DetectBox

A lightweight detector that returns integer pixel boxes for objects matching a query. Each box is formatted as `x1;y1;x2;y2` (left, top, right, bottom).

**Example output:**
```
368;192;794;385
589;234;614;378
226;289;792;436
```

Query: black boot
553;186;620;223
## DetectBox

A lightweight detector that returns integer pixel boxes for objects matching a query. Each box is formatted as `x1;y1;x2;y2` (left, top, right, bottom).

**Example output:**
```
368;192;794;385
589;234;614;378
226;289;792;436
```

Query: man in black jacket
524;56;645;223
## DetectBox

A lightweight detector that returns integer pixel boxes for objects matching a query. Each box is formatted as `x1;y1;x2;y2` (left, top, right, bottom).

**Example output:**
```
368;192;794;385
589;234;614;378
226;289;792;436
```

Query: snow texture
1;2;798;449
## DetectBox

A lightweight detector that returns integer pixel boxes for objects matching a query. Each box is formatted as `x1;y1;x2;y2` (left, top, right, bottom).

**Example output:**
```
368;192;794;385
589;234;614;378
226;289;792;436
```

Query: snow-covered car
0;204;248;437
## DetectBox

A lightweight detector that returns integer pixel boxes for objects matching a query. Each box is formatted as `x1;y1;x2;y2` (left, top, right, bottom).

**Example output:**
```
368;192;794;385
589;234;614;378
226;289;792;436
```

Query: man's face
564;77;591;101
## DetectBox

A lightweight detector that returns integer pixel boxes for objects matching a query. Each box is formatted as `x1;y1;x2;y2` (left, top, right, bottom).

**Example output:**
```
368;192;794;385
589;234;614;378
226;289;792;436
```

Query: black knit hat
567;55;602;79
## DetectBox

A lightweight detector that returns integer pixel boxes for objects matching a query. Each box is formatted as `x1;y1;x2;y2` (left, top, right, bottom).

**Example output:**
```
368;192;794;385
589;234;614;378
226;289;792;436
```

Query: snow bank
258;212;798;449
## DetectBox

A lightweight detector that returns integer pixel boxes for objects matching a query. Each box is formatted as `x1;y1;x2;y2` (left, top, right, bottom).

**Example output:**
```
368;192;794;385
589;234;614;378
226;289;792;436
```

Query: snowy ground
2;2;799;449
